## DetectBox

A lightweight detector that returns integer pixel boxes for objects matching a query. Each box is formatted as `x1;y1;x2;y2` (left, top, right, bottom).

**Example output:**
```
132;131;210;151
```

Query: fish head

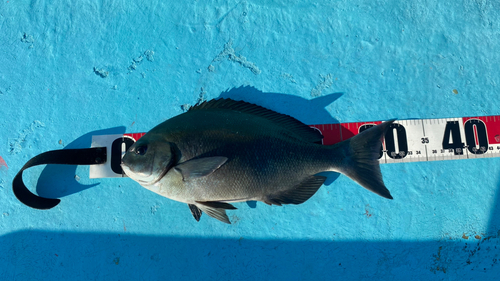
121;137;174;185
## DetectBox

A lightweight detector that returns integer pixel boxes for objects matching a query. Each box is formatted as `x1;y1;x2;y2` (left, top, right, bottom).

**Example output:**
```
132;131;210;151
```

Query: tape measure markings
89;115;500;178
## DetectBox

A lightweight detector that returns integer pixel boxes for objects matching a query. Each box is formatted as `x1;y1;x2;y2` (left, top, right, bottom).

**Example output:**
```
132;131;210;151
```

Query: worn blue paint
1;1;499;280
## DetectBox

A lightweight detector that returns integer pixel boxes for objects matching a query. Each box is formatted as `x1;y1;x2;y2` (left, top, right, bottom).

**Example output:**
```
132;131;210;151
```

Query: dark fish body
121;98;394;223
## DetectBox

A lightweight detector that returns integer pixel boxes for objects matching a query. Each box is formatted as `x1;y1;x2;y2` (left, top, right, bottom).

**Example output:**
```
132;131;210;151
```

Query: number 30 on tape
90;115;500;179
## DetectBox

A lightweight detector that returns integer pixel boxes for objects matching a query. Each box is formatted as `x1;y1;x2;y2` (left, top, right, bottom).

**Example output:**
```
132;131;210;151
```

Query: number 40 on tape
90;115;500;179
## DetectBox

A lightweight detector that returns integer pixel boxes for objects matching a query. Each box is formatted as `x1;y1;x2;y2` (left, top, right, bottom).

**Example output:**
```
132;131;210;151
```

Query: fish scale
120;98;393;224
186;140;326;202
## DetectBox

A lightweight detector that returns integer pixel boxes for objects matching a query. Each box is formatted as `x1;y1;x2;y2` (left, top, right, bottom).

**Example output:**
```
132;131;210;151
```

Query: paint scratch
364;204;372;218
311;73;333;97
431;246;448;274
0;156;7;170
212;39;261;75
8;120;45;154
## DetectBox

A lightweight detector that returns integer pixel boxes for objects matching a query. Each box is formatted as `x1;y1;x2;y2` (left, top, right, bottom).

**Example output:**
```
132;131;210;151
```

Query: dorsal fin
189;98;323;143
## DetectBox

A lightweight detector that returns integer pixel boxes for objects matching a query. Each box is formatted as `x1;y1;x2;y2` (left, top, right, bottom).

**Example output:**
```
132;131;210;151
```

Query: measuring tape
89;115;500;178
14;114;500;210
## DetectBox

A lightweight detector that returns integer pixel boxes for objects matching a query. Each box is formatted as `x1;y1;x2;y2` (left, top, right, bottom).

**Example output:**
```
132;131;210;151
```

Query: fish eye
135;145;148;155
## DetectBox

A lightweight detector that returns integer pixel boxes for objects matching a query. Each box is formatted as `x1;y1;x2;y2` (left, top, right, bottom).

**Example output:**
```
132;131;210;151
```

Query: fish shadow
36;126;126;199
218;86;343;208
218;86;342;125
35;88;344;204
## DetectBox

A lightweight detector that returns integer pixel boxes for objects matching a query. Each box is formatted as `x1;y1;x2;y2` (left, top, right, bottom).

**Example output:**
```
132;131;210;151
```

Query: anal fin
264;175;326;206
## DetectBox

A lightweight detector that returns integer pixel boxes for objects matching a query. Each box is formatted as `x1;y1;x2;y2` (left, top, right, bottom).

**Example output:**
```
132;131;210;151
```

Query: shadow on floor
1;229;498;280
14;87;498;280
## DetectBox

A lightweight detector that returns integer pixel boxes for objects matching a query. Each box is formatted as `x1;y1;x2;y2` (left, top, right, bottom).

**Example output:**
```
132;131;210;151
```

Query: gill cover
121;138;174;185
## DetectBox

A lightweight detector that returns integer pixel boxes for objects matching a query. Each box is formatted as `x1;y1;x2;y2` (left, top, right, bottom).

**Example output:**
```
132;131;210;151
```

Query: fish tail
330;119;396;199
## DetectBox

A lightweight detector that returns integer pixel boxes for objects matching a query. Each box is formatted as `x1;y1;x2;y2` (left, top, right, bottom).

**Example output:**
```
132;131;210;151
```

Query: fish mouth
121;155;170;186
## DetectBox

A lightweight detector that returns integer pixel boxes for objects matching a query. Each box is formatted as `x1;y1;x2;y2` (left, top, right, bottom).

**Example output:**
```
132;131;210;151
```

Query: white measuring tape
89;115;500;178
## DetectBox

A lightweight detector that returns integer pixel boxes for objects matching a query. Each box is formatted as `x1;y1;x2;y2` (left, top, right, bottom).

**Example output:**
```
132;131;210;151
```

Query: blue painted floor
1;1;499;280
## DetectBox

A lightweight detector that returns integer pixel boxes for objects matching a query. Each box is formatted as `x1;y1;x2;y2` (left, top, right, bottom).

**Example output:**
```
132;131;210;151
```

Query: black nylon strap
12;147;107;209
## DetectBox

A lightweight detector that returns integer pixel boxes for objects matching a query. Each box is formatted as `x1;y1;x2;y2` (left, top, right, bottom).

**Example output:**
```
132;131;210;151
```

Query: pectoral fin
188;204;203;221
174;156;228;181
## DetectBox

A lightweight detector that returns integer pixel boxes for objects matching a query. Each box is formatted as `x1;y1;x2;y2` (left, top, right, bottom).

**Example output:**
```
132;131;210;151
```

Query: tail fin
332;120;396;199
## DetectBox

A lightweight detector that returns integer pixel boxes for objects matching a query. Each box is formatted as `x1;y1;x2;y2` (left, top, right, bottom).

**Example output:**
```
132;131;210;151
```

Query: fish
121;98;395;224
